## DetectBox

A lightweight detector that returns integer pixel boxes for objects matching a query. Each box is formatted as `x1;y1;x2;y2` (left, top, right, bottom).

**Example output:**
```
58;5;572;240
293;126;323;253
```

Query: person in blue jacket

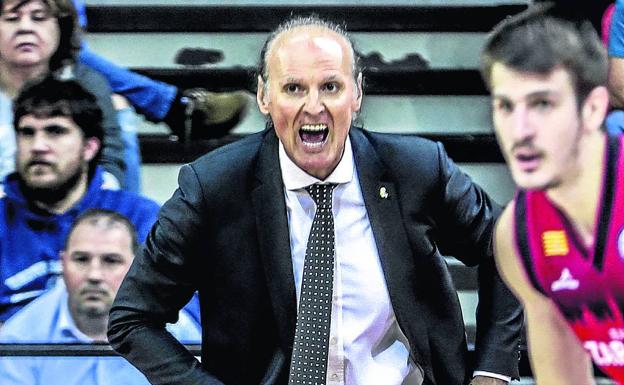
607;0;624;135
72;0;249;140
0;0;127;188
0;209;201;385
0;76;162;322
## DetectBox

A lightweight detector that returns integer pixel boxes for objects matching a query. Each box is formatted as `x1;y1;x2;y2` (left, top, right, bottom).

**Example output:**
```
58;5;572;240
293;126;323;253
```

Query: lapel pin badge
379;186;389;199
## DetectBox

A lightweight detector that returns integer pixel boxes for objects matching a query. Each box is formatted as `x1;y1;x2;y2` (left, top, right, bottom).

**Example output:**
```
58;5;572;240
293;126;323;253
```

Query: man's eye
532;99;553;110
323;82;340;93
494;100;513;113
45;125;68;136
72;256;89;264
284;84;302;94
16;127;35;137
103;257;123;265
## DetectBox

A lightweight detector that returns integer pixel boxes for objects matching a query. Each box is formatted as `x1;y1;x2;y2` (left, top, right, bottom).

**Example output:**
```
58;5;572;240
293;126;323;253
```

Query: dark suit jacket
109;127;522;385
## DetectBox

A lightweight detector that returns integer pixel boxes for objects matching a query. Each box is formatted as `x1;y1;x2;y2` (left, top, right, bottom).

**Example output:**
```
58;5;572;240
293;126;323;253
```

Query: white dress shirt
279;138;423;385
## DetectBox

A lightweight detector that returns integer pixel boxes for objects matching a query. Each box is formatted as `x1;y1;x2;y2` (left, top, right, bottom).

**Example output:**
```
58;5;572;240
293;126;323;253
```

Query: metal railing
0;343;201;357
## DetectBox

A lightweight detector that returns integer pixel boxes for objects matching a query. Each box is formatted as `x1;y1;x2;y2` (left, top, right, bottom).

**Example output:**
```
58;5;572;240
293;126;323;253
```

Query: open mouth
514;151;541;172
299;124;329;148
516;153;538;161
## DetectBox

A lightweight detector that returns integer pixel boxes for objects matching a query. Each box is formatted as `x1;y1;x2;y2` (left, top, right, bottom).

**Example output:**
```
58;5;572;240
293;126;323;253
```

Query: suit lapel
350;128;431;367
251;130;297;353
251;128;432;369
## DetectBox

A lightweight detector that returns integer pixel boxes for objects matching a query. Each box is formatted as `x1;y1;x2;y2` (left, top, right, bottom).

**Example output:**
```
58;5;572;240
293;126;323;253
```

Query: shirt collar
57;283;93;343
279;137;354;191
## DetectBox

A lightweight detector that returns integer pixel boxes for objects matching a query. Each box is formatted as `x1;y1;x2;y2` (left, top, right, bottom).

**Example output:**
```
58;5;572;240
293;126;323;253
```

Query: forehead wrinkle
279;73;342;84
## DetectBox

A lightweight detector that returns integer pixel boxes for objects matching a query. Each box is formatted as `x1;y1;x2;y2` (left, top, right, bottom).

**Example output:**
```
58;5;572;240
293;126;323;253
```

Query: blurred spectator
603;2;615;46
609;1;624;108
545;1;624;136
533;0;613;34
0;209;200;385
72;0;249;142
607;1;624;136
0;0;127;188
0;76;160;322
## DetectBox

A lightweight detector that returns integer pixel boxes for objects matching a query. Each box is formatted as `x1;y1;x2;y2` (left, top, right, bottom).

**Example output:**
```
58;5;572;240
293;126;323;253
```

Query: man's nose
30;132;51;152
86;261;104;282
303;90;325;115
511;106;536;141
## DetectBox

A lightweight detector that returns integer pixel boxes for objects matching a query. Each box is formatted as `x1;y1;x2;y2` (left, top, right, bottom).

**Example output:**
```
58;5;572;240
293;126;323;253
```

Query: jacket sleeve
108;164;224;385
434;142;523;379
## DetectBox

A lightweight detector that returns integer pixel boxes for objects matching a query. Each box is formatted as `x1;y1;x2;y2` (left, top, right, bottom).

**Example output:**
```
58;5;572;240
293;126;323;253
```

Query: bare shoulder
494;202;542;304
494;204;517;264
493;202;516;276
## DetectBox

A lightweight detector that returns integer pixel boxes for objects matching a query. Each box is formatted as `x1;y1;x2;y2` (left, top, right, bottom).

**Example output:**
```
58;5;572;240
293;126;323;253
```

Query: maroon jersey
514;135;624;384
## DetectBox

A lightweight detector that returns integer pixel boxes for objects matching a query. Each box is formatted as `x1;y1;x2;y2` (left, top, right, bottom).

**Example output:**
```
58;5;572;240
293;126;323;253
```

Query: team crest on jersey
542;230;569;257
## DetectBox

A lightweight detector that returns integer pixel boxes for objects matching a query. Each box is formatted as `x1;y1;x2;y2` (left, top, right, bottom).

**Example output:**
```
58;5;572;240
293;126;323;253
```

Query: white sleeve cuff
473;371;511;383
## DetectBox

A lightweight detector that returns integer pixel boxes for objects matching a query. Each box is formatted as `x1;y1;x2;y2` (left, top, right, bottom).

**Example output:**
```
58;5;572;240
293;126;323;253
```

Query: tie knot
305;183;336;206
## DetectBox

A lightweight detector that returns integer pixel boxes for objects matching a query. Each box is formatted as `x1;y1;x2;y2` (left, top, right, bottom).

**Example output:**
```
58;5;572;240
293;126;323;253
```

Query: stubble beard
18;163;85;206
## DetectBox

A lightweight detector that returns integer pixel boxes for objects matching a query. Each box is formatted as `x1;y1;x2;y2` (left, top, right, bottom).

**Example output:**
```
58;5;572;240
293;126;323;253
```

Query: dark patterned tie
288;183;337;385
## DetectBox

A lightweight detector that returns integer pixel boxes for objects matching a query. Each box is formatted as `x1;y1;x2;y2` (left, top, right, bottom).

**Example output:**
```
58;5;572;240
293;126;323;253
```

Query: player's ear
581;86;609;132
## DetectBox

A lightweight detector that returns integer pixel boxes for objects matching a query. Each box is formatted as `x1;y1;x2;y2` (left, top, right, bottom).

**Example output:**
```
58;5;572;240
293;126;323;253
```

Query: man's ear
582;85;609;132
353;72;363;112
257;76;270;115
83;137;101;162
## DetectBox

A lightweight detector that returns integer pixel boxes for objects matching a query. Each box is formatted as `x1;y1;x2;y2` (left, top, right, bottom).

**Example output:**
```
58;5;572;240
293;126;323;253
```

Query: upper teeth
300;124;327;131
